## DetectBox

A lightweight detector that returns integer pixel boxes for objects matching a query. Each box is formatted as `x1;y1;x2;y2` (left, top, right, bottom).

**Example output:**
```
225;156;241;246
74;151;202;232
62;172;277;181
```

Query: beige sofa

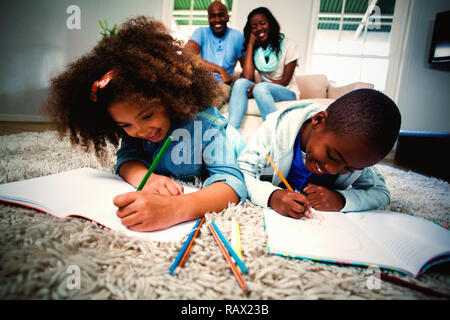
220;74;374;141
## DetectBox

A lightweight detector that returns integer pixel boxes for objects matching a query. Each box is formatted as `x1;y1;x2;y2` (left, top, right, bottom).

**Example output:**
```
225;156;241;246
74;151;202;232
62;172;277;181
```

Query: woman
228;7;301;129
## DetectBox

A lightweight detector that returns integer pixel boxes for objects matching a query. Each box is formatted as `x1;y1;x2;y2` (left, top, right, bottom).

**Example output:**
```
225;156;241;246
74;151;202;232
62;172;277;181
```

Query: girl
228;7;302;129
45;16;247;232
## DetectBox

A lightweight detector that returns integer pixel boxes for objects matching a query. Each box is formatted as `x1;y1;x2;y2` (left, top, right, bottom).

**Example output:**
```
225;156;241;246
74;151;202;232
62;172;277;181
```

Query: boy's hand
144;173;184;196
303;184;345;211
268;189;312;219
113;191;182;232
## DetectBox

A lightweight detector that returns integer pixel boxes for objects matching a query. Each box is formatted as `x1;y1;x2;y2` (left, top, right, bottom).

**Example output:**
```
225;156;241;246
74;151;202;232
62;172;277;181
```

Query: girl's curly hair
44;16;221;162
243;7;284;57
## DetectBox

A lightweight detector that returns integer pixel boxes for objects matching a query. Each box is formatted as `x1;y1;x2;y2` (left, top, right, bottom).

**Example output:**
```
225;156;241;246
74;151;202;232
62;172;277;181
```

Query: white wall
396;0;450;132
0;0;162;121
1;0;449;133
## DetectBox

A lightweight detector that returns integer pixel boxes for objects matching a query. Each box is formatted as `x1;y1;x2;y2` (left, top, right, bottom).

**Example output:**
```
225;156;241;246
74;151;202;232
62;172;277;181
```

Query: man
183;1;245;103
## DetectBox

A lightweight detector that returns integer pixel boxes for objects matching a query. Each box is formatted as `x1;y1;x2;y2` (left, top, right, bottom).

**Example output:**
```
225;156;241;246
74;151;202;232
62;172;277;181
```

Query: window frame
304;0;412;99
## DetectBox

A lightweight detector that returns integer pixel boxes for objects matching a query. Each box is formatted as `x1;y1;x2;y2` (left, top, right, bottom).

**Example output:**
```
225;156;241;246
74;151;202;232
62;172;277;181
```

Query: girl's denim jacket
115;107;247;202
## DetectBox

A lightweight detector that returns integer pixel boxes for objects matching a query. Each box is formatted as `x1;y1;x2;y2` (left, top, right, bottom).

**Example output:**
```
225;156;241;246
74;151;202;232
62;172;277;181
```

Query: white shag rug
0;131;449;300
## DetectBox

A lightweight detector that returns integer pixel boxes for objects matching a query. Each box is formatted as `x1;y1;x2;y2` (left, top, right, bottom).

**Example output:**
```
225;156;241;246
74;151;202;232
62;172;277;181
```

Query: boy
238;88;401;218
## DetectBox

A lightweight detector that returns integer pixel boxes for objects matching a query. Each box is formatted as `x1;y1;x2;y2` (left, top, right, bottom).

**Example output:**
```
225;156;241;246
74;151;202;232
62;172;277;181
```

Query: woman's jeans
228;78;297;129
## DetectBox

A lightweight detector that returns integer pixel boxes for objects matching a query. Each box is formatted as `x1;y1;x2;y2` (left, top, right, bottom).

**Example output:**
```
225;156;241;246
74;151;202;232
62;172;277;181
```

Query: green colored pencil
136;136;172;191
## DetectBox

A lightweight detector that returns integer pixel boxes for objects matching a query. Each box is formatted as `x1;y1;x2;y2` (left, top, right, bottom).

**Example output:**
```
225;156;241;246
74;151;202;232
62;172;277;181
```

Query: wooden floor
0;121;55;136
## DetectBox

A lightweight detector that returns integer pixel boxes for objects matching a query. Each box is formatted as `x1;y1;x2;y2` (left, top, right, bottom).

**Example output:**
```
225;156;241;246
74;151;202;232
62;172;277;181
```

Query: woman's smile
257;31;267;40
250;13;270;43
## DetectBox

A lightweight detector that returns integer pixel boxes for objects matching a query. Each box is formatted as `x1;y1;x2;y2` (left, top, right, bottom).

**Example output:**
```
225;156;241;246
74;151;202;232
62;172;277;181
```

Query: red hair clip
90;70;114;102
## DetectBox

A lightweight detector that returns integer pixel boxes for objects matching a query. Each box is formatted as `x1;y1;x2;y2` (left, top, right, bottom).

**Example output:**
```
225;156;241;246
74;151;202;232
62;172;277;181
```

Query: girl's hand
268;189;312;219
247;84;255;98
113;191;182;232
144;173;184;196
303;184;345;211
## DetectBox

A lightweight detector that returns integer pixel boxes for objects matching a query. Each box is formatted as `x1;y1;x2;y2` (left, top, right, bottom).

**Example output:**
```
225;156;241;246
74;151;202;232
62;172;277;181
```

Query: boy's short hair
326;88;401;157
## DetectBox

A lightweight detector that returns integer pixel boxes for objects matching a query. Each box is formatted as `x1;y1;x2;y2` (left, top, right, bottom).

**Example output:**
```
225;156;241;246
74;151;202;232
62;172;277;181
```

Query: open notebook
263;208;450;277
0;168;198;242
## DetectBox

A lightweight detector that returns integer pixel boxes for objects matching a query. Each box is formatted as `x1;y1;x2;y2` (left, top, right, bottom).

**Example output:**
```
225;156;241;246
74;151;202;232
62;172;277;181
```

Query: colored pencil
380;272;450;299
265;153;312;216
265;153;294;192
137;135;172;191
210;221;248;274
231;218;242;271
169;218;202;275
209;224;247;291
175;216;205;274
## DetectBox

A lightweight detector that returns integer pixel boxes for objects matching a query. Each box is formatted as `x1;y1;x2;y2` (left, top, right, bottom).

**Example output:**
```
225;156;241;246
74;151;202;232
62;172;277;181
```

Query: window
169;0;234;43
308;0;397;91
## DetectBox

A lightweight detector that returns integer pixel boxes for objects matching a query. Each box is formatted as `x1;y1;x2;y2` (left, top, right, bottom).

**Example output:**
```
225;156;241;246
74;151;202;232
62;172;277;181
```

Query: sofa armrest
327;82;374;99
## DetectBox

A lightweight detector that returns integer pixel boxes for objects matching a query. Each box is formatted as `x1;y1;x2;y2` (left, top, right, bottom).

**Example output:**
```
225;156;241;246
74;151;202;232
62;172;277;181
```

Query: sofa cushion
246;99;263;116
296;74;329;99
238;115;264;142
328;82;374;99
221;98;334;118
221;98;335;141
299;98;334;107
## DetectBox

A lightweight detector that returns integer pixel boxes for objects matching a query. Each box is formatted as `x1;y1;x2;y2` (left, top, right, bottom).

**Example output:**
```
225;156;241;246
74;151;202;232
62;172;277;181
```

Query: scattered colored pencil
137;136;172;191
169;218;202;275
210;221;248;274
175;216;205;274
209;223;247;291
380;272;450;299
231;217;242;271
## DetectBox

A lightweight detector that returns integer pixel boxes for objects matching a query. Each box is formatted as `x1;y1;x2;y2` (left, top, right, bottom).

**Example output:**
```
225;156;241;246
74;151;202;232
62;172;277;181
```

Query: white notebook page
345;210;450;275
0;168;198;242
264;208;416;274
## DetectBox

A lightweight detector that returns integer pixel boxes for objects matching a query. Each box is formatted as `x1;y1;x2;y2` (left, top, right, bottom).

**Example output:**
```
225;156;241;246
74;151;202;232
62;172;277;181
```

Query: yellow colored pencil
231;218;242;271
265;153;294;192
209;224;247;291
265;153;312;216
